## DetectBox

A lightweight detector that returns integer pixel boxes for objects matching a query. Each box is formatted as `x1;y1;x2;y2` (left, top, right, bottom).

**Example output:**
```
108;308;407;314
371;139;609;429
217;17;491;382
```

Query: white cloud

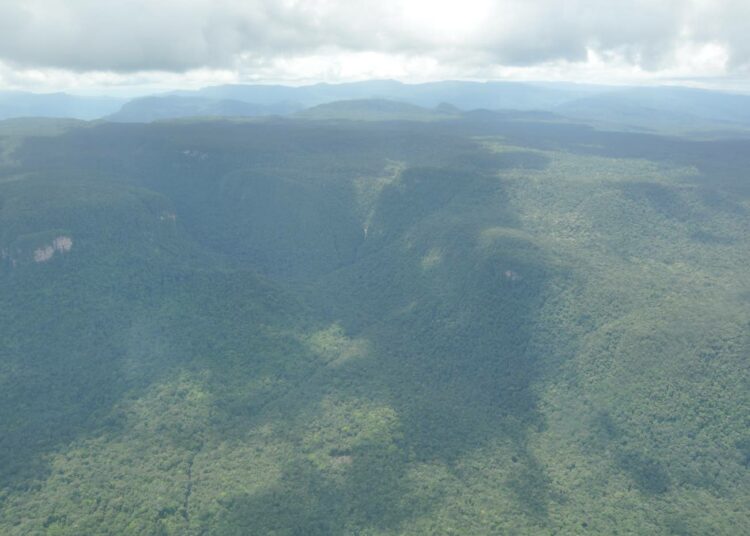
0;0;747;92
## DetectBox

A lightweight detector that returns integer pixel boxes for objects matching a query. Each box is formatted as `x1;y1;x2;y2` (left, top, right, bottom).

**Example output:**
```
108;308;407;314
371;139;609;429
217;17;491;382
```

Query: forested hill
0;111;749;534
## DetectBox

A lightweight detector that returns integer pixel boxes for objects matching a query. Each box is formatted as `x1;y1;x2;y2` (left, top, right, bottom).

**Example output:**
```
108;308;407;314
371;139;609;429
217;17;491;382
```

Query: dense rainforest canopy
0;107;748;534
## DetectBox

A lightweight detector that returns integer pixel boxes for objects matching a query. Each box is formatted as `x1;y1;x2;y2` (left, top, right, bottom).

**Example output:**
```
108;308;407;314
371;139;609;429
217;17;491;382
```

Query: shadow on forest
199;155;564;529
594;411;671;496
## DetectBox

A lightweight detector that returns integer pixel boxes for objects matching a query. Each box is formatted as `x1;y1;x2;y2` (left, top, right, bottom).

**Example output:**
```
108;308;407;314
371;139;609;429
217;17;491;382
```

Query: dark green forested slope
0;113;748;535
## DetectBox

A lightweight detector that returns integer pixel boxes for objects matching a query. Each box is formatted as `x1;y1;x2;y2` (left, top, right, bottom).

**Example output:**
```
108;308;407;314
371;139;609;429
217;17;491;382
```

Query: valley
0;109;748;535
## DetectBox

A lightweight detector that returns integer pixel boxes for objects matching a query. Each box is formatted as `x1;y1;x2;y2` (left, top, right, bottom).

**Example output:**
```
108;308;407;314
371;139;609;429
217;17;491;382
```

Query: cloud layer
0;0;747;90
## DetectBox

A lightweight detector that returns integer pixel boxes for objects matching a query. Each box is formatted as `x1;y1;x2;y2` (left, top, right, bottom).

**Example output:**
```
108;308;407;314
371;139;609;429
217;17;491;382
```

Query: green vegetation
0;111;748;534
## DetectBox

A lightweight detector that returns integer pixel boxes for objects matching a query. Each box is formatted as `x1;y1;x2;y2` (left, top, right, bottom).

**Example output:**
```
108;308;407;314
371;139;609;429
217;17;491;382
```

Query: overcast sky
0;0;748;94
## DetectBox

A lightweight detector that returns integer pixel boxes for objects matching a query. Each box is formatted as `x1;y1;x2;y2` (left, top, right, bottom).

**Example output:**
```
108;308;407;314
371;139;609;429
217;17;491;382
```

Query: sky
0;0;748;95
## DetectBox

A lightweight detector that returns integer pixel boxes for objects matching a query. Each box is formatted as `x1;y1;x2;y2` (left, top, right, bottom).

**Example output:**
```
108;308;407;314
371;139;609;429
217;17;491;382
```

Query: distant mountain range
182;79;599;109
294;99;460;122
107;95;300;122
106;80;598;123
555;86;750;133
0;91;124;121
3;80;750;136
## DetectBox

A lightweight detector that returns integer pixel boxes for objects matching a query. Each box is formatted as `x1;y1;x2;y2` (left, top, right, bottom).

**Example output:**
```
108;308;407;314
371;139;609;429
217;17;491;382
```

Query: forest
0;107;749;535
